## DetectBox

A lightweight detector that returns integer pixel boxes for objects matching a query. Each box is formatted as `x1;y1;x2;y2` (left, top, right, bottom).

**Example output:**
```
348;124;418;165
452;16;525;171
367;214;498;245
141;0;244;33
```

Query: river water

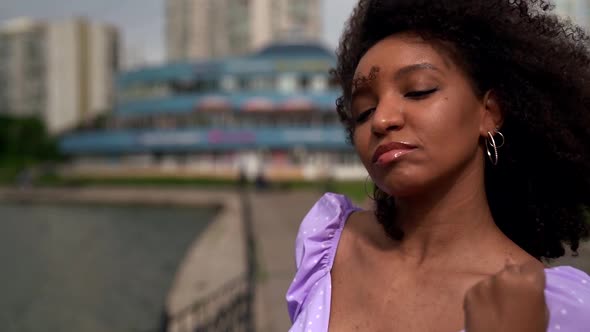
0;202;217;332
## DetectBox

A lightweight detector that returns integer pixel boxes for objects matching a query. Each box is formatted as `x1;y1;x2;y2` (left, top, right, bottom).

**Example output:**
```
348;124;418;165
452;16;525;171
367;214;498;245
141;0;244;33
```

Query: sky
0;0;358;67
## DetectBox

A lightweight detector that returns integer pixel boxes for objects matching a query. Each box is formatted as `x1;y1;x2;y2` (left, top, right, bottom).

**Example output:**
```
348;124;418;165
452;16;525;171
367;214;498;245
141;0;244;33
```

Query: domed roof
253;42;334;58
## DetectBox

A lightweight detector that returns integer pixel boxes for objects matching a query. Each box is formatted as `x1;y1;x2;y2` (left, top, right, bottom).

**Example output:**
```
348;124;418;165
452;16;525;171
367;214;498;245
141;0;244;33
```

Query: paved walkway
552;241;590;272
249;190;325;332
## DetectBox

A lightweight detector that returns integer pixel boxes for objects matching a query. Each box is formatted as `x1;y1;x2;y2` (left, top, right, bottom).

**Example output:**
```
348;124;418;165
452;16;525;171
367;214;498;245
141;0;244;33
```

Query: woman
287;0;590;331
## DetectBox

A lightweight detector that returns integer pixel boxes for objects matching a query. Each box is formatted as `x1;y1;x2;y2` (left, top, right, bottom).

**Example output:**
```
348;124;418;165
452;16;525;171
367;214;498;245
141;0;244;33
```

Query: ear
479;90;504;137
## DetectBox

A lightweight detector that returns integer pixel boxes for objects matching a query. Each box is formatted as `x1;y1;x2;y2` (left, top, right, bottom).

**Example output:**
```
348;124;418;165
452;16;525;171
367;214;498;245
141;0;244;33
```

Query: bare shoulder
499;238;545;270
345;209;375;233
332;210;363;264
342;210;377;246
334;209;384;268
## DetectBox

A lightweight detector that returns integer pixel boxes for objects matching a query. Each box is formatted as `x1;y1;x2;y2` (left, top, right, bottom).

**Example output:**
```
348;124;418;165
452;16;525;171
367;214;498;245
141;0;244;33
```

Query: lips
372;141;417;165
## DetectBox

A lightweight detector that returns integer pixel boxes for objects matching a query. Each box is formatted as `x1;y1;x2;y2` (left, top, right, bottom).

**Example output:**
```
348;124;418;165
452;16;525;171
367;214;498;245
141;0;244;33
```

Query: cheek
418;96;481;149
353;136;372;168
352;126;372;161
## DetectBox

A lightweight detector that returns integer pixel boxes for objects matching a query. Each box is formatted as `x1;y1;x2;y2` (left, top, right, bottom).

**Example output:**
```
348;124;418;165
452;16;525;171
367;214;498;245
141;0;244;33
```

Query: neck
390;158;504;268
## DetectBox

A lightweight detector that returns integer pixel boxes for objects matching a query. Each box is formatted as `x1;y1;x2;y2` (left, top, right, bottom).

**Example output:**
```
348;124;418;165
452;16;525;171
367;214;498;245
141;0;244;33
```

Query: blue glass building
59;43;365;180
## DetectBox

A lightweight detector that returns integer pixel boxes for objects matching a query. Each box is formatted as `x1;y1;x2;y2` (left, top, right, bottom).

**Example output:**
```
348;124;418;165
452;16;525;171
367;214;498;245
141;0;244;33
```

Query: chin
374;171;428;198
383;185;424;198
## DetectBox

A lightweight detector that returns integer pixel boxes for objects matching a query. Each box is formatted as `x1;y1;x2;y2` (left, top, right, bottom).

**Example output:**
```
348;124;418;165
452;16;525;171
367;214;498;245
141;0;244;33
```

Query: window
221;76;237;91
278;74;298;93
251;76;275;90
310;75;327;92
299;76;311;90
237;77;249;90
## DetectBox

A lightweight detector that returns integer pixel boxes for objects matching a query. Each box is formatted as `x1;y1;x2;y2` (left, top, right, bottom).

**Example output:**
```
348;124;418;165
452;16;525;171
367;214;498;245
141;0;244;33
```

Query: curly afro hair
333;0;590;260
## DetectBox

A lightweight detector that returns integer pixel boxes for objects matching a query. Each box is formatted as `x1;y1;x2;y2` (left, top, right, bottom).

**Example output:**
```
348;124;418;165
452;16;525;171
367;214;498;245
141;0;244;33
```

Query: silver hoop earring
364;175;375;200
486;129;505;166
494;129;505;148
486;132;498;166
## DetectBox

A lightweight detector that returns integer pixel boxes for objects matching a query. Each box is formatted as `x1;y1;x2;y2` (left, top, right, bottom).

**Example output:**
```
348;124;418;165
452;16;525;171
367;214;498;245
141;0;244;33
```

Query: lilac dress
286;193;590;332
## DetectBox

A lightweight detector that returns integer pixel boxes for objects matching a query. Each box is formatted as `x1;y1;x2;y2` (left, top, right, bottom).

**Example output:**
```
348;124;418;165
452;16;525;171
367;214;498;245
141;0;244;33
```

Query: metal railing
165;189;257;332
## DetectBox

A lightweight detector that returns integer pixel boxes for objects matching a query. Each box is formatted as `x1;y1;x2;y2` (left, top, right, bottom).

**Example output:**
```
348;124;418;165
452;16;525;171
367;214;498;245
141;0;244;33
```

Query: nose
371;99;405;135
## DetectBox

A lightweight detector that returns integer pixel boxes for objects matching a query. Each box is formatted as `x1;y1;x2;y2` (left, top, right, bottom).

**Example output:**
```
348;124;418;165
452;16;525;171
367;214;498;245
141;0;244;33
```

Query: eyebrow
352;66;380;95
351;62;441;98
394;62;441;80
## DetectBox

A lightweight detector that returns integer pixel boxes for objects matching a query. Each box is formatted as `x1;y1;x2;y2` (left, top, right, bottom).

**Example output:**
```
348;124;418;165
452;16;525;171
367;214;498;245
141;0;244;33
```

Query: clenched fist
464;260;549;332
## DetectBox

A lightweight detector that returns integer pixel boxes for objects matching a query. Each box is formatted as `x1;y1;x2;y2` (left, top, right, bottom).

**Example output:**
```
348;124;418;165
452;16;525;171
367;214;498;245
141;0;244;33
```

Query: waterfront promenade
1;186;588;332
0;187;246;331
0;186;329;331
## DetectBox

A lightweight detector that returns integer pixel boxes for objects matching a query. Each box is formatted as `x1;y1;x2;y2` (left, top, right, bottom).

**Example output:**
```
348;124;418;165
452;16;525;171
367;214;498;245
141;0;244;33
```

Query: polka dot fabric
286;193;360;332
286;193;590;332
544;266;590;331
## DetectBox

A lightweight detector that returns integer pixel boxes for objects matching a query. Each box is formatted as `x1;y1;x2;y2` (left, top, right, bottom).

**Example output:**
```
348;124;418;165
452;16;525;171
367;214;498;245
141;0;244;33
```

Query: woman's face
351;33;495;197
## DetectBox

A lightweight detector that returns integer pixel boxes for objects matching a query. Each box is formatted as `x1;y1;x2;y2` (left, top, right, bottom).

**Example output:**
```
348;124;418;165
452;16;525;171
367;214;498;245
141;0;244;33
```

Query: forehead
354;33;453;78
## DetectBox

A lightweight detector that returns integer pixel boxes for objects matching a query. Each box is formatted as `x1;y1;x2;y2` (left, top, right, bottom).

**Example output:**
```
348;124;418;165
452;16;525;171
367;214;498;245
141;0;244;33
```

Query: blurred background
0;0;588;331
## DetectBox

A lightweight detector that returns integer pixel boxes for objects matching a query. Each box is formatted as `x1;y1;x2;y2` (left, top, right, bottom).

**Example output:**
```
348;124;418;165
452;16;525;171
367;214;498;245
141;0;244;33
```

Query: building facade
60;43;366;181
0;17;119;134
165;0;322;61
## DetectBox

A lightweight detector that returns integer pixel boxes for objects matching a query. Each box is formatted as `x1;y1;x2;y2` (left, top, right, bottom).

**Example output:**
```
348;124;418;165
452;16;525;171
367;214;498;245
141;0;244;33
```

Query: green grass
0;166;21;184
37;174;240;188
324;180;367;203
35;174;367;201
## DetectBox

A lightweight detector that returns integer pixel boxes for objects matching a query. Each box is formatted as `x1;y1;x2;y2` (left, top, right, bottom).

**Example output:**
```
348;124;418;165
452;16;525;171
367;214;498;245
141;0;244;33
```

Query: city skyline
0;17;119;134
0;0;358;68
166;0;323;61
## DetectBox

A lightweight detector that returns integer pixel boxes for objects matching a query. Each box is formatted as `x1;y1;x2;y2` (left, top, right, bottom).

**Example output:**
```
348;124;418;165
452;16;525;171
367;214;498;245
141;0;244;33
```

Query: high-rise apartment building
0;17;119;134
165;0;322;61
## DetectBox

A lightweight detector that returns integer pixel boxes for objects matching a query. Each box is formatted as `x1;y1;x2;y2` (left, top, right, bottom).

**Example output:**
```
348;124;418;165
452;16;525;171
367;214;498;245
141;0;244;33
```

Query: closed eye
405;88;438;99
355;107;376;124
